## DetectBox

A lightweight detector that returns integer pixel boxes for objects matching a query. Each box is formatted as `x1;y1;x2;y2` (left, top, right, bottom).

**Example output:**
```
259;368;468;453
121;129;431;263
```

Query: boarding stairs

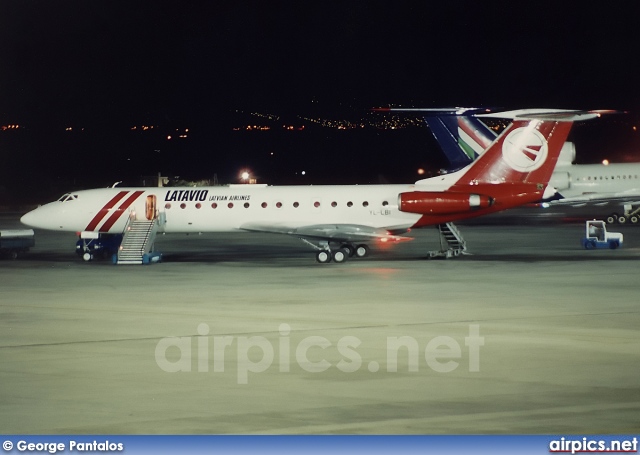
116;217;159;265
428;222;467;259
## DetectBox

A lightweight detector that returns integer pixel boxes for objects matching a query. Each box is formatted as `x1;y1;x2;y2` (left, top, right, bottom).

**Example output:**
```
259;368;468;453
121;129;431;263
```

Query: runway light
241;171;250;180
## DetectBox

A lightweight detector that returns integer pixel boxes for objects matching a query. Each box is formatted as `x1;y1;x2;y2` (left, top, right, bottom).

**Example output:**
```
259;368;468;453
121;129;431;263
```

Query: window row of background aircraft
20;108;639;264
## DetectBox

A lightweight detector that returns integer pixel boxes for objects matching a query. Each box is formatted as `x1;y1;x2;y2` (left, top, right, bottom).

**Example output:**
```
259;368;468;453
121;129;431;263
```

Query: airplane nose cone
21;208;41;229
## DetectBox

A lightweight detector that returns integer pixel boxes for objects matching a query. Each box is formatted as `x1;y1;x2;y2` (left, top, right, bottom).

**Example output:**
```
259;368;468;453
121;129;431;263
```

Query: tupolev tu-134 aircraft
20;110;606;264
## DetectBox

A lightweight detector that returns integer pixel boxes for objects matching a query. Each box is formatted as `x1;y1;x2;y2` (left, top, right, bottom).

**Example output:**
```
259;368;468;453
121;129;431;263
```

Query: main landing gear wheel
82;252;94;262
630;215;639;224
340;243;356;257
354;244;369;258
316;250;332;264
332;249;349;263
606;213;618;224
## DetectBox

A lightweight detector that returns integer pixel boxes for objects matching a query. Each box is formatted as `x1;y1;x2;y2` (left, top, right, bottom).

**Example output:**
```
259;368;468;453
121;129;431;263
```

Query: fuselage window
228;203;234;208
276;202;282;208
180;203;186;209
244;202;250;208
261;202;267;208
211;203;218;209
347;201;353;207
293;202;299;208
362;201;369;207
195;203;201;209
382;201;389;206
165;203;172;209
314;201;320;208
331;201;337;207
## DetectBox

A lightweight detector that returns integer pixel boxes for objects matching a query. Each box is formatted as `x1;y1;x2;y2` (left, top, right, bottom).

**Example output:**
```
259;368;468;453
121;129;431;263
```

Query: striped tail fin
425;115;497;170
452;118;573;188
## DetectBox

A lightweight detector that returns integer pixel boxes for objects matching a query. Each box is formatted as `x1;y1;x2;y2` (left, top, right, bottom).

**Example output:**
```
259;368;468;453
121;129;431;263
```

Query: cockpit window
57;193;78;202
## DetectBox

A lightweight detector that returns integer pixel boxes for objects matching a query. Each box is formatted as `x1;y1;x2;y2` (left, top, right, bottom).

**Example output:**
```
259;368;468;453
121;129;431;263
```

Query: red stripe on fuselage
98;190;145;232
84;191;130;231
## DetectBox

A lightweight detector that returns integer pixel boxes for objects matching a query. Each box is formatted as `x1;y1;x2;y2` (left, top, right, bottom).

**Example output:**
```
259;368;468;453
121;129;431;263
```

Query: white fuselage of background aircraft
549;162;640;201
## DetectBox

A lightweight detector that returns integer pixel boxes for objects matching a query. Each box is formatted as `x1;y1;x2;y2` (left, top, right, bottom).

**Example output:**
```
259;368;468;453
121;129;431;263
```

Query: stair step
116;218;158;265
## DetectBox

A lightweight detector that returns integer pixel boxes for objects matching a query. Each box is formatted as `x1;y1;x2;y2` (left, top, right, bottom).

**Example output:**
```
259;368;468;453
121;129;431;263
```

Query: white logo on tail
501;128;548;172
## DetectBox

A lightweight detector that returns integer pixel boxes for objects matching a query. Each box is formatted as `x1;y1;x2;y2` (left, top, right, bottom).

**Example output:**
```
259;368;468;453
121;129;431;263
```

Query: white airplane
20;111;594;264
418;108;640;224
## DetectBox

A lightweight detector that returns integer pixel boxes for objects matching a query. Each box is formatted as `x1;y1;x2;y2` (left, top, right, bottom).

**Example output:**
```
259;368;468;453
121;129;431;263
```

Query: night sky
1;1;640;200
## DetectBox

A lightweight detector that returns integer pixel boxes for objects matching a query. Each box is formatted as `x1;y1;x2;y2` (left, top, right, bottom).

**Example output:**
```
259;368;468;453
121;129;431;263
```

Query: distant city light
417;168;425;175
241;171;250;180
301;171;306;175
602;159;610;165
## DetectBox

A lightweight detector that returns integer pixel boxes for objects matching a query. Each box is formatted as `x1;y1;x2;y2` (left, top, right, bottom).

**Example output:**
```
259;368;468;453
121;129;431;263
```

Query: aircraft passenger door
145;195;158;220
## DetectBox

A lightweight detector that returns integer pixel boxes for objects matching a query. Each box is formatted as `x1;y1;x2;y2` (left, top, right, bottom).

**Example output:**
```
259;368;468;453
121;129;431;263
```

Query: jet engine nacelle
549;171;570;191
557;142;576;167
398;191;494;215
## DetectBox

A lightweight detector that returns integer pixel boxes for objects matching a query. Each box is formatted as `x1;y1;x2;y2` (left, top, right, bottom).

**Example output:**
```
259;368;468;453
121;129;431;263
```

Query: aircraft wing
239;223;413;243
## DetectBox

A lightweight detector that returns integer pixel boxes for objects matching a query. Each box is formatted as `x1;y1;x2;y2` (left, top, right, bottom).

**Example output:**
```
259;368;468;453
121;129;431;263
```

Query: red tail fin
453;119;573;186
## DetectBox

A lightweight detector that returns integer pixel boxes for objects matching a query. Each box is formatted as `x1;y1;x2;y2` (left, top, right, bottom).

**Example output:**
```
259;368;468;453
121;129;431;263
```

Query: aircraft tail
451;117;572;187
380;108;619;173
393;108;619;225
399;116;575;225
424;115;496;170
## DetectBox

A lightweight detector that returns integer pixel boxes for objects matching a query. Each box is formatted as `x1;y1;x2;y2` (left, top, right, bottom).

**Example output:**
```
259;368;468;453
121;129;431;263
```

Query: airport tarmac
1;211;639;434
